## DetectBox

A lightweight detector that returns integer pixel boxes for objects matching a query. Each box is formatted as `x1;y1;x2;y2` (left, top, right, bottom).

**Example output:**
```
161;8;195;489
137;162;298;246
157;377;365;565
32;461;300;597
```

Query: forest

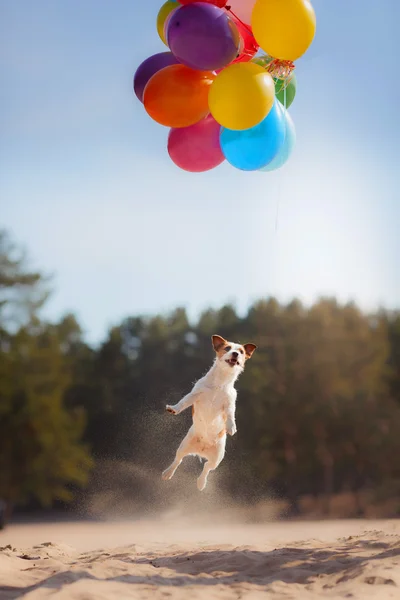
1;229;399;520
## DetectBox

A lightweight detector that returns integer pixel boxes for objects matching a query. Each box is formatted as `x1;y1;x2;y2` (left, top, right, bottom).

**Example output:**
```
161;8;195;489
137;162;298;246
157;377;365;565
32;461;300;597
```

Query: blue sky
1;0;399;343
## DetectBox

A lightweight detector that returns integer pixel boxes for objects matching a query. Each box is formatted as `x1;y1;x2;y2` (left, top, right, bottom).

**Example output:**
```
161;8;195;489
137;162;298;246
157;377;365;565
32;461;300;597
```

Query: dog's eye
239;348;244;354
224;346;231;352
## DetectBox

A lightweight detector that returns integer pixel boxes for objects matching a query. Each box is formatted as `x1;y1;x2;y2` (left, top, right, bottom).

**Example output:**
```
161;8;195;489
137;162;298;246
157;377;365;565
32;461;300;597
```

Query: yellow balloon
208;63;275;131
157;1;178;46
252;0;316;61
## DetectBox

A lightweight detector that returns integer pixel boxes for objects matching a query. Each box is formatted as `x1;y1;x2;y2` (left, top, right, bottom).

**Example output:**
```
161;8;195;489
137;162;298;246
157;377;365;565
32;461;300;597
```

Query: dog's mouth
226;358;238;367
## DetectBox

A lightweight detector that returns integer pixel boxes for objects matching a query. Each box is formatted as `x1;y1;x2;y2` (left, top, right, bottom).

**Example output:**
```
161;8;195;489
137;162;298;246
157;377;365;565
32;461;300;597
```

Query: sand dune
1;520;399;599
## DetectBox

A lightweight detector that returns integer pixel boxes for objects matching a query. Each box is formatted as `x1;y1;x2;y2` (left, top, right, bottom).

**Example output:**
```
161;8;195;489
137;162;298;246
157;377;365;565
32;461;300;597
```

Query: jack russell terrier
162;334;257;491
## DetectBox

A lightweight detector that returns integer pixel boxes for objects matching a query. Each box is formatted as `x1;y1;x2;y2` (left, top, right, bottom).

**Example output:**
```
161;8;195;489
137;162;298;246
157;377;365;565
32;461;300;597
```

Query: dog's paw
226;423;237;436
166;405;177;415
162;468;174;481
197;476;207;491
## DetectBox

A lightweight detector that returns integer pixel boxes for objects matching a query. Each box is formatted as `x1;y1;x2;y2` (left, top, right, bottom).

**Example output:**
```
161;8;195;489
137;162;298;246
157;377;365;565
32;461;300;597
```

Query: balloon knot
254;54;295;85
267;58;295;82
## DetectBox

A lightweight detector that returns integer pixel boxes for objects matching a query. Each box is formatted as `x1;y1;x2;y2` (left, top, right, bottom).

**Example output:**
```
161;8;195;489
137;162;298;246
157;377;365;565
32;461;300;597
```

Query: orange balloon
143;65;215;128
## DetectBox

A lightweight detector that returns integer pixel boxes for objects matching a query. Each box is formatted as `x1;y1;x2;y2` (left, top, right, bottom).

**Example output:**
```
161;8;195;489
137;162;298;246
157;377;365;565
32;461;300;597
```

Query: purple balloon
133;52;179;103
166;4;240;72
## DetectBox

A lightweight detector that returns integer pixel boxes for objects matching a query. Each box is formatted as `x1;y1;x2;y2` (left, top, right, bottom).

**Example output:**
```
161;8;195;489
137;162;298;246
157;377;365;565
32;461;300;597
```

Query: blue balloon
260;109;296;172
220;101;286;171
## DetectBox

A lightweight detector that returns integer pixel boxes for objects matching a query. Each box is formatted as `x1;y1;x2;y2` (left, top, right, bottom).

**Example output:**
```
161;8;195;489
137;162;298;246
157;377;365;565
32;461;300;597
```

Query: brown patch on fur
243;343;257;359
192;405;195;417
218;429;226;439
216;347;229;359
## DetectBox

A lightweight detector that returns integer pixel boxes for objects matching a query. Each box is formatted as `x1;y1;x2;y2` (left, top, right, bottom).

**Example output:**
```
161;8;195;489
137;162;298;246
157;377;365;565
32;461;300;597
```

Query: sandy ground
0;519;399;599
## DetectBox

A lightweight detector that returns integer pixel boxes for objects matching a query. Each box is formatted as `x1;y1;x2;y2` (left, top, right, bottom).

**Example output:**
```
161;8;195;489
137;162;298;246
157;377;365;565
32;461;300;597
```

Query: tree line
1;229;399;518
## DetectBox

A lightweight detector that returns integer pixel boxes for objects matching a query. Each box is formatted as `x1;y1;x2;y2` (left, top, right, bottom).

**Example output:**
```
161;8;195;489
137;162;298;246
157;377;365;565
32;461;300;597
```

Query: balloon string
275;182;280;233
275;86;287;233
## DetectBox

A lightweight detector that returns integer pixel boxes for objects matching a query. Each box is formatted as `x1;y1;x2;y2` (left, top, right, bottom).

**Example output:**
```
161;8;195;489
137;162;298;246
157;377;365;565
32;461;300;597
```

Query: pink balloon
168;115;224;172
227;0;257;25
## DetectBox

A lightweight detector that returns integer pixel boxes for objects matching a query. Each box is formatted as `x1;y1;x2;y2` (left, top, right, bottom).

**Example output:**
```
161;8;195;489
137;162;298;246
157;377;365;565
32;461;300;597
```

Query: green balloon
251;55;297;108
274;75;297;109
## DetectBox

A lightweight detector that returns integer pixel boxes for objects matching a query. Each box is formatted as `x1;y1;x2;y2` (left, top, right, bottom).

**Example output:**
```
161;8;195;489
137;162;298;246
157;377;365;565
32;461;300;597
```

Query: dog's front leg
225;400;237;436
166;391;201;415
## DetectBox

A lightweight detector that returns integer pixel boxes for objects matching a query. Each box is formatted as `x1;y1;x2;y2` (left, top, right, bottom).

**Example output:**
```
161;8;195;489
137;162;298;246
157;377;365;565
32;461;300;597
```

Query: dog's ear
243;343;257;359
212;335;227;352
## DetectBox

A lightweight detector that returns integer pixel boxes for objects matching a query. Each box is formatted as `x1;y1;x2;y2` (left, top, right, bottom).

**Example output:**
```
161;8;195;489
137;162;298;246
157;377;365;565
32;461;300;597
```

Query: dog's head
211;335;257;371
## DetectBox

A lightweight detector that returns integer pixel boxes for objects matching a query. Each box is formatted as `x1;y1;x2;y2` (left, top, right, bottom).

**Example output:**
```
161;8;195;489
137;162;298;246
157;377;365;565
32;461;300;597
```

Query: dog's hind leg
162;430;195;481
197;435;226;491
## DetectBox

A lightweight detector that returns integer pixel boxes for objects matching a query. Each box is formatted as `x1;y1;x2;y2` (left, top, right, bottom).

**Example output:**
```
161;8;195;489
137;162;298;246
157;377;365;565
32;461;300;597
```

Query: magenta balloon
133;52;179;103
166;4;240;71
168;115;224;172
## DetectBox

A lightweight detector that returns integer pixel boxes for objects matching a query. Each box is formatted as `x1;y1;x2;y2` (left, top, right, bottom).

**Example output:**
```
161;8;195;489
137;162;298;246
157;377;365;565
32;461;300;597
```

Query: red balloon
178;0;227;6
229;12;258;65
168;115;225;172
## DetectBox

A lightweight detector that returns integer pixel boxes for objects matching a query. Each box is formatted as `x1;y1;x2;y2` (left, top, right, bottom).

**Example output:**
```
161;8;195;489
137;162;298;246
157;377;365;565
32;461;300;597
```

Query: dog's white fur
162;335;257;491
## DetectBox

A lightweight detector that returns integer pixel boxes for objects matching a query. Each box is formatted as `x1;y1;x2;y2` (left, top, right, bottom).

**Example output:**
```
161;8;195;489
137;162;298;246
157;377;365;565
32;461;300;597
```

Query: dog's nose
231;351;238;359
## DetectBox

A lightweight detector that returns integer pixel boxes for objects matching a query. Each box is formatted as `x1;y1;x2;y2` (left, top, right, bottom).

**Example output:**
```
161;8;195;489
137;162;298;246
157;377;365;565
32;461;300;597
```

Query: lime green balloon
274;75;297;109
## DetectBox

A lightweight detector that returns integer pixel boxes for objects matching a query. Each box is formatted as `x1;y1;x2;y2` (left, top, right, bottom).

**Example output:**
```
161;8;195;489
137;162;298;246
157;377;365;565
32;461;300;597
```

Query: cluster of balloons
133;0;316;173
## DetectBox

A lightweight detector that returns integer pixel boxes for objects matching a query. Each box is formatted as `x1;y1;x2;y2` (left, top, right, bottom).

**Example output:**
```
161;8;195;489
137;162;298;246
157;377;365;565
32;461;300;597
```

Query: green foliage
0;230;49;328
1;229;399;513
0;319;93;508
0;233;92;510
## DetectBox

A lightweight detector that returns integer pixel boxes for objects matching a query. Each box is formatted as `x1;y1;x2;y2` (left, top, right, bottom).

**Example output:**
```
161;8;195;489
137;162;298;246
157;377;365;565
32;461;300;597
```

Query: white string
275;176;280;233
275;84;287;233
